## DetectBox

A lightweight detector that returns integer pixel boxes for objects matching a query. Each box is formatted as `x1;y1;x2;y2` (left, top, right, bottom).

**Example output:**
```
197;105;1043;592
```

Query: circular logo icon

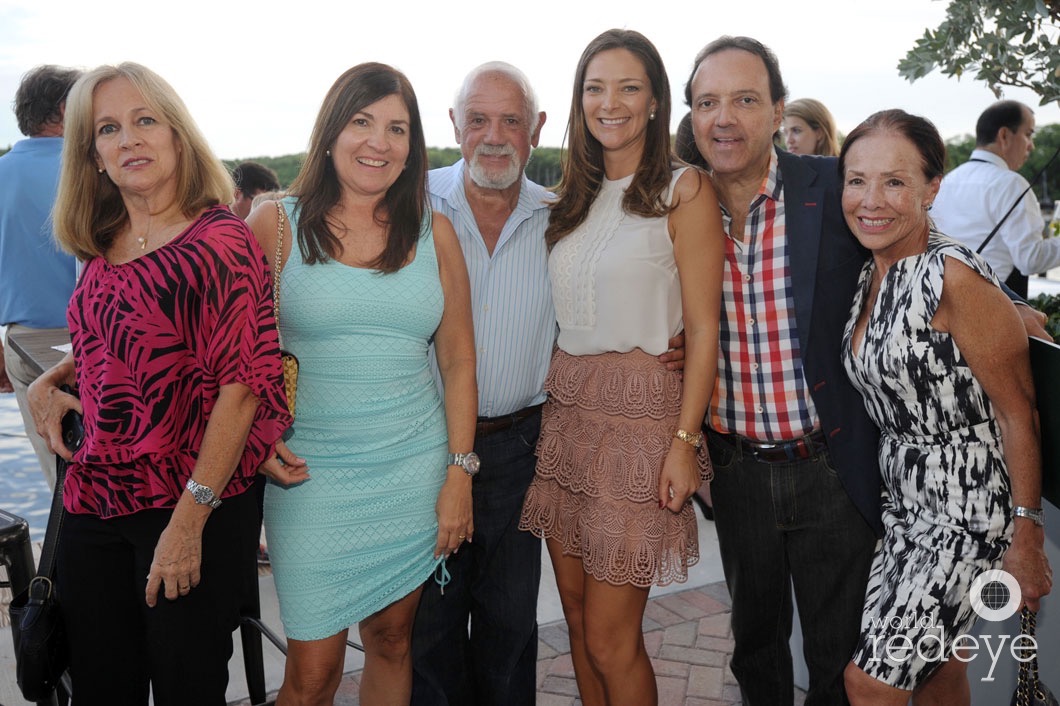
970;569;1021;622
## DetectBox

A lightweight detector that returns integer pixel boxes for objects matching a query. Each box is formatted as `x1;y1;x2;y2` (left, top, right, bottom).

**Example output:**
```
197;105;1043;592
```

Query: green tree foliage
899;0;1060;105
944;133;976;173
422;146;565;188
427;147;462;169
221;146;567;190
222;155;304;189
526;148;563;188
1024;122;1060;204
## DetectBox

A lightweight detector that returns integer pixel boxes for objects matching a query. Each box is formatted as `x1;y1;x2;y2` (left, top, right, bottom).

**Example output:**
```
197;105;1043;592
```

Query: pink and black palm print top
65;205;290;518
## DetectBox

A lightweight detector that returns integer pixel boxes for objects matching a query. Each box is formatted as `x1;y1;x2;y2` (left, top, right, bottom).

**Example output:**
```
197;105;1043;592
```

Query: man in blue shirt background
0;64;81;489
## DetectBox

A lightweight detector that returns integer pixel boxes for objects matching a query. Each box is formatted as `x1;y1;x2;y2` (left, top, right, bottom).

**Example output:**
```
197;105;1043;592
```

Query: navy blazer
778;149;883;536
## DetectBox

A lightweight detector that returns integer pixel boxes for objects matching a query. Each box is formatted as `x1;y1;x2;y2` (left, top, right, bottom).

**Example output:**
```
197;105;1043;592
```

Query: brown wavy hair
545;29;673;249
288;63;427;273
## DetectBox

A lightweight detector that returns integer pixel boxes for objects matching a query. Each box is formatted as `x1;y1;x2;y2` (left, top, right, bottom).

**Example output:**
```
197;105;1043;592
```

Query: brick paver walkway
233;580;809;706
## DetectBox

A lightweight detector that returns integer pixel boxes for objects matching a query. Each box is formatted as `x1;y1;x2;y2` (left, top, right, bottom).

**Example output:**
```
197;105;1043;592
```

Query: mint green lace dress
264;197;447;640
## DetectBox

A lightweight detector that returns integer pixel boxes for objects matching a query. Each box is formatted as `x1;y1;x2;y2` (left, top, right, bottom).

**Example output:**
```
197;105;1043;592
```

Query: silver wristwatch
185;478;222;509
447;452;481;477
1013;506;1045;527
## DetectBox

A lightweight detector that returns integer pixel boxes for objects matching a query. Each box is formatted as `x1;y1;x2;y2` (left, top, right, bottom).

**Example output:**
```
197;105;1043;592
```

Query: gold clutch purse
273;200;298;416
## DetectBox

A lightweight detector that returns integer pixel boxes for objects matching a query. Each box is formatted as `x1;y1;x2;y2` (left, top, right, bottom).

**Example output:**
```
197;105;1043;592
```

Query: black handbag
1011;607;1058;706
9;419;74;701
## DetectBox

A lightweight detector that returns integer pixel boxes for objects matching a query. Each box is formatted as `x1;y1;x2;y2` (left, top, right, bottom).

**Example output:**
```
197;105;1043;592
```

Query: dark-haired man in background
1;64;81;490
231;160;280;219
932;100;1054;297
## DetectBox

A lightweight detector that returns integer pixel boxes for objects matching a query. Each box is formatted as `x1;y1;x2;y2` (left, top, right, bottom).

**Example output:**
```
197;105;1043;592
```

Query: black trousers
707;434;876;706
56;489;258;706
411;410;542;706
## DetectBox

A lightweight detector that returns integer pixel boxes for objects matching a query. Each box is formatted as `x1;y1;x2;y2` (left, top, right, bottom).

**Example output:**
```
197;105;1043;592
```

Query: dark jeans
411;410;542;706
708;432;876;706
56;489;258;706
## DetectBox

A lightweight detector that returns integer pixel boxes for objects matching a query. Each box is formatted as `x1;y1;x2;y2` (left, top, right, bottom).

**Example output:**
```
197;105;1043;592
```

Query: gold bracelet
673;428;703;449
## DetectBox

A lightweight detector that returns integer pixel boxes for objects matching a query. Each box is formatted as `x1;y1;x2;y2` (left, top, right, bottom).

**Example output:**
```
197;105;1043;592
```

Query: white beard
468;145;522;190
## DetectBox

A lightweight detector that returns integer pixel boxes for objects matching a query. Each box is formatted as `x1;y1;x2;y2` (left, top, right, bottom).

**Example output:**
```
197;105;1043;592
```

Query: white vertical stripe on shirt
428;160;556;417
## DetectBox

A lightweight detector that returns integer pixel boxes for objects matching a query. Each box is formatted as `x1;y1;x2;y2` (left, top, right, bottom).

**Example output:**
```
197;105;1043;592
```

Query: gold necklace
133;219;185;250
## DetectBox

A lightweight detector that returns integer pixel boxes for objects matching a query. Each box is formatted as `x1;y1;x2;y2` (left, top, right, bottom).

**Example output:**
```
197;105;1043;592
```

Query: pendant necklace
134;218;184;251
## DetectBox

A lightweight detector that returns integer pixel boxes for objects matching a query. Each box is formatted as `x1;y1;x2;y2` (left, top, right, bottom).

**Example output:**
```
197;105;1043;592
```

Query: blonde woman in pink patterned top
28;63;289;706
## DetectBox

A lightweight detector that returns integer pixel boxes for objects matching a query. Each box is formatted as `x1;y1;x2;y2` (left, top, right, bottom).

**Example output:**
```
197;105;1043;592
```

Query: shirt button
751;362;759;371
479;346;486;354
483;304;489;312
743;274;751;282
748;318;756;326
756;405;764;413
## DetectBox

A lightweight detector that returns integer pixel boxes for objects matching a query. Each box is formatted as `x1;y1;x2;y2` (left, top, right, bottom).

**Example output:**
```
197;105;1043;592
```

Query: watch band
447;452;481;477
185;478;222;509
673;429;703;449
1013;506;1045;527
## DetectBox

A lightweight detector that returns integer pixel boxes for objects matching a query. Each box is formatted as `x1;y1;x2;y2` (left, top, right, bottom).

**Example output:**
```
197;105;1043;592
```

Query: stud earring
649;110;656;121
97;167;104;174
326;149;331;157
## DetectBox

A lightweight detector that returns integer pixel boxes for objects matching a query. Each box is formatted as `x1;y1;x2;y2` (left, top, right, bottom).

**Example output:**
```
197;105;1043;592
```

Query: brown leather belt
476;404;544;436
709;429;828;464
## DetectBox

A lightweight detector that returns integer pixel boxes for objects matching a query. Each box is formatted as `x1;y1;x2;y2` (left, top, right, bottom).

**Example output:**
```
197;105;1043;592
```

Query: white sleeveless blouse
549;168;687;357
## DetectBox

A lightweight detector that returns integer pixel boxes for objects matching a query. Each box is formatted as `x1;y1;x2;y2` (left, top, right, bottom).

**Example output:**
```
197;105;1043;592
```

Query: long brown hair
288;63;428;273
545;29;673;249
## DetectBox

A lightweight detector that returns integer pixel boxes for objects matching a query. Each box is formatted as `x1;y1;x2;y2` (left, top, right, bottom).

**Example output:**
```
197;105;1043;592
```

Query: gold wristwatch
673;429;703;449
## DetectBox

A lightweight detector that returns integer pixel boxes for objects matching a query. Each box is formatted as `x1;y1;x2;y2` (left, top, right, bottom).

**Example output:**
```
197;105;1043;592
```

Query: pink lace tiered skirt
519;348;712;587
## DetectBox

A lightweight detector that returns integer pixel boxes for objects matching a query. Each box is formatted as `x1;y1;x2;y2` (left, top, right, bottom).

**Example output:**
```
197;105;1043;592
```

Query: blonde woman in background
783;97;840;156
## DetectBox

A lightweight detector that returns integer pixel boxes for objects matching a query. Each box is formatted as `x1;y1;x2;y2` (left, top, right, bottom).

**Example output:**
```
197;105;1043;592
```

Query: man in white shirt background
931;100;1053;297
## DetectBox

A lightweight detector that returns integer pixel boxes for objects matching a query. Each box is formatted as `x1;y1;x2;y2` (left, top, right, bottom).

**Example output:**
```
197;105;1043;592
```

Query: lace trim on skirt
519;348;711;587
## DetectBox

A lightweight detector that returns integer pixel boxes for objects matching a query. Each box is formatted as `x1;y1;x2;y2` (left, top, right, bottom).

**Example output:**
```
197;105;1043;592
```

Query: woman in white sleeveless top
519;29;725;706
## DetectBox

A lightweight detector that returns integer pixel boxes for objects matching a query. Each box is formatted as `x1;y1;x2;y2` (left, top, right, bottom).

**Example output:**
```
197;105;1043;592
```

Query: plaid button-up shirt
709;149;818;441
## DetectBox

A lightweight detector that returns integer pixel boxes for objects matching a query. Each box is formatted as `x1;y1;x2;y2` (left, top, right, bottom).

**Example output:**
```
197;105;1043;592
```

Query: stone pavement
230;580;809;706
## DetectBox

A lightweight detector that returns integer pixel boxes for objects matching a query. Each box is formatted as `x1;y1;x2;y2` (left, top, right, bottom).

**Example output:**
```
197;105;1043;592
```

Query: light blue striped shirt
429;160;555;417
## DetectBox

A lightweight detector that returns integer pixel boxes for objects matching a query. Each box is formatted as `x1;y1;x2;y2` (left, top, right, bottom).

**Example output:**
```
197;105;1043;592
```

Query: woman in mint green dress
249;63;477;706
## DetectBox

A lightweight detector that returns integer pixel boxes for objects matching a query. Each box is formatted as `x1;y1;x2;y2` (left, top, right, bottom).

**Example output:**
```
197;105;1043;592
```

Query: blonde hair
784;98;840;157
54;62;233;260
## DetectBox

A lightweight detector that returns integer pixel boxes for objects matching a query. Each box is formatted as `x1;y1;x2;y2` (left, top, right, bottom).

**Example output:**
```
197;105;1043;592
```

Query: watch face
464;452;481;475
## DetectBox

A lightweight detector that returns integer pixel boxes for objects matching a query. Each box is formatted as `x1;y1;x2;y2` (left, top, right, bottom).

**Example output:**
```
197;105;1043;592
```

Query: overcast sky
2;0;1058;160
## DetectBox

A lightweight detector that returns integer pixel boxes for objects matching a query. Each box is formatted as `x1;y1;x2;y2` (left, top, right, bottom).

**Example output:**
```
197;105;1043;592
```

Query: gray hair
453;61;541;134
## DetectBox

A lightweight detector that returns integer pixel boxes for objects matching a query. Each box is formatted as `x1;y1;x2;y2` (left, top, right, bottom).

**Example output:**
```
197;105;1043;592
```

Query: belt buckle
746;438;782;463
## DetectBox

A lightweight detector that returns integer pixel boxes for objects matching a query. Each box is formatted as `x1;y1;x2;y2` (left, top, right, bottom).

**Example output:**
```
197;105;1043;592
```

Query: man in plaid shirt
684;36;882;706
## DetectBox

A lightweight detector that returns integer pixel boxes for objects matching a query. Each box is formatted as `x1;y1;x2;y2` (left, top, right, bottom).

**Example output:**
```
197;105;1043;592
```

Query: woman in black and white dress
837;109;1052;705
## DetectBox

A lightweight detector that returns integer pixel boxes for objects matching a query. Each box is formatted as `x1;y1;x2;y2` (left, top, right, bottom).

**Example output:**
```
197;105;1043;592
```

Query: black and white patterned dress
841;232;1013;689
